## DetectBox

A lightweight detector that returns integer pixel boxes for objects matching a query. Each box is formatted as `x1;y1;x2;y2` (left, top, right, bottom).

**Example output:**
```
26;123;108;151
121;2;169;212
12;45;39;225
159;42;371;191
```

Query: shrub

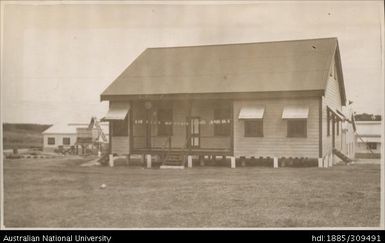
6;154;22;159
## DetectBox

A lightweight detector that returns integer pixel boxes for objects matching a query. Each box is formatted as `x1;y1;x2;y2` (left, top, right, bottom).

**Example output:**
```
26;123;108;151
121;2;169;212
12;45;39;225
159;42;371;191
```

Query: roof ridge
146;37;338;50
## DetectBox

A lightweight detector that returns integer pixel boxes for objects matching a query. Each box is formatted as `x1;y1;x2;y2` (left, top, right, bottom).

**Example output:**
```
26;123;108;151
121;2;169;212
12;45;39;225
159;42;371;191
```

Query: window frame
62;137;71;145
287;119;307;138
367;142;377;150
157;108;173;137
47;137;55;145
112;116;129;137
244;120;264;137
213;107;231;137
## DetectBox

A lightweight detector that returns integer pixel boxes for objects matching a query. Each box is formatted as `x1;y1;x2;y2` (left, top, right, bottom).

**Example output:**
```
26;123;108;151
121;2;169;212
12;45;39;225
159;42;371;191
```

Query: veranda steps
333;148;353;163
160;151;185;169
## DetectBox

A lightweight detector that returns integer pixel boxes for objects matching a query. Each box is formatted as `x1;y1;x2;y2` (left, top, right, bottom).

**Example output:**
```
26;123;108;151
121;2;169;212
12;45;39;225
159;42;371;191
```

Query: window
214;108;231;136
63;137;70;145
244;120;263;137
48;137;55;145
287;119;307;137
112;117;128;136
367;143;377;150
158;109;173;136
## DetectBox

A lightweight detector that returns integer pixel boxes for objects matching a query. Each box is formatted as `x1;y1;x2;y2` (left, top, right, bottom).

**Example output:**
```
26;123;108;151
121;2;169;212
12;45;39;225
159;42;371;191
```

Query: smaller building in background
42;123;78;152
355;120;381;159
42;118;109;154
339;105;356;160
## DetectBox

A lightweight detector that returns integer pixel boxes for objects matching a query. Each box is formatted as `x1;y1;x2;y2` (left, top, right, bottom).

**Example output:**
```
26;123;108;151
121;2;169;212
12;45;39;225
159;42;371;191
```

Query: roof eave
335;41;347;106
100;90;325;102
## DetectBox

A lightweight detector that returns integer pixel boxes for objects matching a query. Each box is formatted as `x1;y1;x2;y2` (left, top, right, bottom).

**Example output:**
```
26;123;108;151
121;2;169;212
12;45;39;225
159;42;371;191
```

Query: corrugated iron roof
356;121;382;137
357;137;381;143
282;106;309;119
238;106;265;119
43;122;110;135
42;123;83;134
101;38;345;102
102;102;130;121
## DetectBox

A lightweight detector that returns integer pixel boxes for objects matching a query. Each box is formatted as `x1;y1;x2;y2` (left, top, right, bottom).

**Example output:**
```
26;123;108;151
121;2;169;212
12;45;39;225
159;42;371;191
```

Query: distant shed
42;122;109;153
42;123;79;152
355;121;382;158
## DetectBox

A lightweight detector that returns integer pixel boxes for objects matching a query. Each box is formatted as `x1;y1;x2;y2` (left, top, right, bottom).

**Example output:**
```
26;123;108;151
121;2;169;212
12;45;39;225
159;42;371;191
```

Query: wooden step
160;165;185;169
163;152;184;166
165;156;182;160
333;148;353;163
165;161;182;164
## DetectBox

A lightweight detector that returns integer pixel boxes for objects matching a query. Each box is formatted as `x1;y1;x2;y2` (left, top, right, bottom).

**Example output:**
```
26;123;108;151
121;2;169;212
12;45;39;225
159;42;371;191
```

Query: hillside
2;123;52;150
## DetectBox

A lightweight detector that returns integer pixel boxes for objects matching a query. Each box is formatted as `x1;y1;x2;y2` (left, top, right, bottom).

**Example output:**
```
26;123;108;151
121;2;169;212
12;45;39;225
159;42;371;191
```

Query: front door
188;117;200;149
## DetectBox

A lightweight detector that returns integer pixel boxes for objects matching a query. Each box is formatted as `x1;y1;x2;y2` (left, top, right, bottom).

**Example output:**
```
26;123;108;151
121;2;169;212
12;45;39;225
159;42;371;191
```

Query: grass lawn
3;157;381;228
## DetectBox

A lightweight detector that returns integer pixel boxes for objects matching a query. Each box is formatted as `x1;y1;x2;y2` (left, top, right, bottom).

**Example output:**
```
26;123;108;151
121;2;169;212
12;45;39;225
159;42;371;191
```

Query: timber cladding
111;137;130;154
102;38;349;161
322;57;343;158
233;97;319;158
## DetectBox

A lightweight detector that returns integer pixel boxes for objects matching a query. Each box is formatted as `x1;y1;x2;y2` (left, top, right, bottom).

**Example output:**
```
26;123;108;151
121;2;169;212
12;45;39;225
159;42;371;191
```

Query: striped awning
282;106;309;119
238;106;265;119
102;103;130;121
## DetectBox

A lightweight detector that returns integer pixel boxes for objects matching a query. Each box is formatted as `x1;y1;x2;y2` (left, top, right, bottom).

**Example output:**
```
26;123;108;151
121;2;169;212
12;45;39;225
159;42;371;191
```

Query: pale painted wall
233;97;319;158
43;133;77;152
322;54;343;159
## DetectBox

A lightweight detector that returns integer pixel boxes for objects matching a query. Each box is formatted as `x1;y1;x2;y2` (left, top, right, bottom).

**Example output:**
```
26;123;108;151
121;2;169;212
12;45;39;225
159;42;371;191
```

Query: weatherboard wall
43;134;77;152
233;97;320;158
322;55;343;158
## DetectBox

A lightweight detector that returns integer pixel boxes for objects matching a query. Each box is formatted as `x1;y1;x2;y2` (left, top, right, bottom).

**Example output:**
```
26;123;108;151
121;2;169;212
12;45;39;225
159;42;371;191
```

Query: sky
1;1;384;124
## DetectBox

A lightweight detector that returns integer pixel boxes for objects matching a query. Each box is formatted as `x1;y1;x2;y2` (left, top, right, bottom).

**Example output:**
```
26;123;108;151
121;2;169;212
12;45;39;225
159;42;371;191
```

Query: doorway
188;117;200;149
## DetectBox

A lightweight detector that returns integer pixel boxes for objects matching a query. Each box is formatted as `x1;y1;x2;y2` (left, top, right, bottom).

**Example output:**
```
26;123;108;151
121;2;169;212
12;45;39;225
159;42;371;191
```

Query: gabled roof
42;122;109;135
355;121;382;137
42;123;82;134
101;38;346;103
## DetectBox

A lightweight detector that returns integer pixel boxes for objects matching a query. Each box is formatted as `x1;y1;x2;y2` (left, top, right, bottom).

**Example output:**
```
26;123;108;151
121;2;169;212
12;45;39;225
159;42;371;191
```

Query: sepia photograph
1;0;384;230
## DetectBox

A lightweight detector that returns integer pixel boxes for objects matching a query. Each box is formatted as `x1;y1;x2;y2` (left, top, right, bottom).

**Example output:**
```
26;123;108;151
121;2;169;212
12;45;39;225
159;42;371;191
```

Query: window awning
336;110;346;120
328;106;344;121
282;106;309;119
357;136;381;143
238;106;265;119
102;103;130;121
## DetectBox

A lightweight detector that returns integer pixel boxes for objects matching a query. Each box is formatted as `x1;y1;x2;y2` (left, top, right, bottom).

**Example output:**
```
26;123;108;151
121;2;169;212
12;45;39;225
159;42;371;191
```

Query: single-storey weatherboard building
42;118;109;154
355;121;382;158
101;37;352;168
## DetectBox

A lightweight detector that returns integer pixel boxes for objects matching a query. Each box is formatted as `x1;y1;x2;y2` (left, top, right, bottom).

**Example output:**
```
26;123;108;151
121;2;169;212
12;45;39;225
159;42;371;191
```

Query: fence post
318;158;323;168
230;156;236;168
146;154;152;168
323;153;329;168
109;154;114;167
273;157;278;168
